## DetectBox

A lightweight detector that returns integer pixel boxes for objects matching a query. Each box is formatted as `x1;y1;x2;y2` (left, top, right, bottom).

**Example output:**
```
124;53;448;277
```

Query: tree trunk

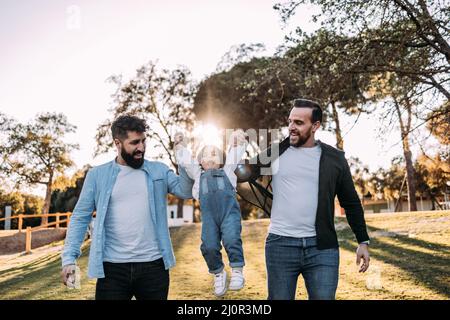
395;173;407;212
331;102;344;150
177;198;184;219
428;188;441;211
395;101;418;212
430;193;436;210
41;172;53;226
403;147;418;211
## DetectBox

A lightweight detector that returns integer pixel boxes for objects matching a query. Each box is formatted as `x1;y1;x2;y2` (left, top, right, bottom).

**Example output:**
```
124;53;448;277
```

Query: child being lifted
173;129;248;297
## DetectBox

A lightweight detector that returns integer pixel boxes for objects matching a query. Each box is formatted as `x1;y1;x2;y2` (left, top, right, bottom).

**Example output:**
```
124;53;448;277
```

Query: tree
215;43;267;73
414;101;450;209
95;61;196;217
194;42;290;131
0;189;44;229
274;1;450;162
348;157;371;204
194;31;376;151
368;72;424;211
365;153;449;212
415;153;450;209
274;0;450;100
281;29;376;149
0;191;24;227
367;157;408;211
194;56;291;130
427;100;450;145
0;113;79;225
50;166;90;213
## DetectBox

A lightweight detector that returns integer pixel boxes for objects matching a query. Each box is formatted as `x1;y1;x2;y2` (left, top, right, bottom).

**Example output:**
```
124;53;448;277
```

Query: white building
86;205;194;237
167;205;194;227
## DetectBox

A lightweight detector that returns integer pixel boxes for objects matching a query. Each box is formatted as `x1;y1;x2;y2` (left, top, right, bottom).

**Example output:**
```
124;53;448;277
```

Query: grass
0;210;448;300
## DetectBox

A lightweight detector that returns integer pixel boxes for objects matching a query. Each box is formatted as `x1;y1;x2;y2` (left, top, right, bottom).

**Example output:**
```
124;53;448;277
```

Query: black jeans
95;258;169;300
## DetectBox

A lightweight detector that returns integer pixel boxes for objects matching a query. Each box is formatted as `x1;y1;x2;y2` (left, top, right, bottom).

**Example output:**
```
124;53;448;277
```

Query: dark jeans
265;234;339;300
95;258;169;300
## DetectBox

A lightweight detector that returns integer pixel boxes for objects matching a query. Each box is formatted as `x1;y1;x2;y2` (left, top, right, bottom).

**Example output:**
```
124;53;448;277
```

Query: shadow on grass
0;245;91;300
0;252;61;279
0;228;195;300
0;258;62;299
337;221;450;298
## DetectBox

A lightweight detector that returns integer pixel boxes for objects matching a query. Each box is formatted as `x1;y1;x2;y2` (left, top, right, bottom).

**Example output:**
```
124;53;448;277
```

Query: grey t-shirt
269;144;322;238
103;164;162;263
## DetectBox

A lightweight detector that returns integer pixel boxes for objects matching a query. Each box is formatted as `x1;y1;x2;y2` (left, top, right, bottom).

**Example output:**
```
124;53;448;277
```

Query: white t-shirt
269;144;322;238
103;163;162;263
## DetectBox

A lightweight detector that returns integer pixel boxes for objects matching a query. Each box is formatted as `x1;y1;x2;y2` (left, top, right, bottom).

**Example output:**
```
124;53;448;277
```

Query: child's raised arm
224;130;248;174
173;132;201;181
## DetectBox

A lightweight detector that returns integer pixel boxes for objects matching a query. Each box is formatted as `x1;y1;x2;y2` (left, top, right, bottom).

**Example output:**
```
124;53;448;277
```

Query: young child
174;130;248;297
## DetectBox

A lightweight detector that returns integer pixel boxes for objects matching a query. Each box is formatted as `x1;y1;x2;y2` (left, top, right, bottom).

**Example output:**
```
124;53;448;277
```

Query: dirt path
0;241;65;273
0;228;67;255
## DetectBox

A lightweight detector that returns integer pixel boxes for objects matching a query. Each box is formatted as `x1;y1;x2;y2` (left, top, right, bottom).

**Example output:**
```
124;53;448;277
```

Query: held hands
356;243;370;273
174;130;247;149
229;129;248;147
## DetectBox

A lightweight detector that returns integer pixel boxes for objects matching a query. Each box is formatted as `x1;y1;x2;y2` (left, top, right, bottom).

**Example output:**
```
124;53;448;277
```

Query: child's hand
173;132;187;149
230;130;247;147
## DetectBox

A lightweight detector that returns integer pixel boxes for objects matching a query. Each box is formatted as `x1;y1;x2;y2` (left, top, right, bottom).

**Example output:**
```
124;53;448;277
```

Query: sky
0;0;430;194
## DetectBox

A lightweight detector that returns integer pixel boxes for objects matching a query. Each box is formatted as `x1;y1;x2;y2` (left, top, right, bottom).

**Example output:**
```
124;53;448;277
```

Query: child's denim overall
199;168;245;273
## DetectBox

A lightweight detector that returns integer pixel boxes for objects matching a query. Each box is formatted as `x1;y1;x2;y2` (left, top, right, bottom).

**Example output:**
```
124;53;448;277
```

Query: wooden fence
0;212;96;254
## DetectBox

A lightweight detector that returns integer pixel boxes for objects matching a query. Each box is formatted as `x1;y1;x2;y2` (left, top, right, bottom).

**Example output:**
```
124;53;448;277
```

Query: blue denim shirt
61;159;194;279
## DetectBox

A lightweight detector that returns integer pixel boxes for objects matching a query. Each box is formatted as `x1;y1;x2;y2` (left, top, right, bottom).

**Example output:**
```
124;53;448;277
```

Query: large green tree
194;56;292;130
272;0;449;211
0;113;78;225
274;0;450;100
194;31;376;151
368;73;424;211
280;29;376;149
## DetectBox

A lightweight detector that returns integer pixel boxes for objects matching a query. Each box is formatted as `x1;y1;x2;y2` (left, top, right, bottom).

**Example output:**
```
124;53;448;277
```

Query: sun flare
193;123;223;148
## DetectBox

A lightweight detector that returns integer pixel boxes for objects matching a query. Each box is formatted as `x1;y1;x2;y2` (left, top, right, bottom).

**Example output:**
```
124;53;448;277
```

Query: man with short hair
61;114;193;300
265;98;370;300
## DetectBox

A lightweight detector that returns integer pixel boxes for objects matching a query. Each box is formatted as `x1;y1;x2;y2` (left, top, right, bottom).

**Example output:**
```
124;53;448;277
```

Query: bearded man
264;98;370;300
61;115;193;300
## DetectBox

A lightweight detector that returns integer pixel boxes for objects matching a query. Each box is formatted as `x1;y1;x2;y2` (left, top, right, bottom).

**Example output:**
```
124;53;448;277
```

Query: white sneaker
228;268;245;291
213;269;227;297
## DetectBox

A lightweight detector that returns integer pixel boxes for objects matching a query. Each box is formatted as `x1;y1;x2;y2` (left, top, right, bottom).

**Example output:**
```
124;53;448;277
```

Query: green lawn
0;210;449;300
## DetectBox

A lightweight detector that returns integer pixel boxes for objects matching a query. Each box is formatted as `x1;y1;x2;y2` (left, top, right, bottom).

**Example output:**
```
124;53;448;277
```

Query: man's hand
61;264;76;286
230;129;247;147
356;243;370;273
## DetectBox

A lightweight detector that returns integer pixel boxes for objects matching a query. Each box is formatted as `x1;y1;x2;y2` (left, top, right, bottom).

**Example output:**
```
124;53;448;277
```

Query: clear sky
0;0;427;195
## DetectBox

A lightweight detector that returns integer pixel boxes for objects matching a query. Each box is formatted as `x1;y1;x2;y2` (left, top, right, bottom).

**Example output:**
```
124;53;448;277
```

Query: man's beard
289;127;312;147
121;148;145;169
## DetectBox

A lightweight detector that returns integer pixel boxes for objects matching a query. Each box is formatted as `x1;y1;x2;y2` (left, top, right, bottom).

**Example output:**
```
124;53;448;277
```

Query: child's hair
197;145;226;168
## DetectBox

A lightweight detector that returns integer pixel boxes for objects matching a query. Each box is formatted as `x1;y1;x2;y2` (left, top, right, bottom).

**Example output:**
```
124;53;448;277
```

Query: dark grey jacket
250;137;370;249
